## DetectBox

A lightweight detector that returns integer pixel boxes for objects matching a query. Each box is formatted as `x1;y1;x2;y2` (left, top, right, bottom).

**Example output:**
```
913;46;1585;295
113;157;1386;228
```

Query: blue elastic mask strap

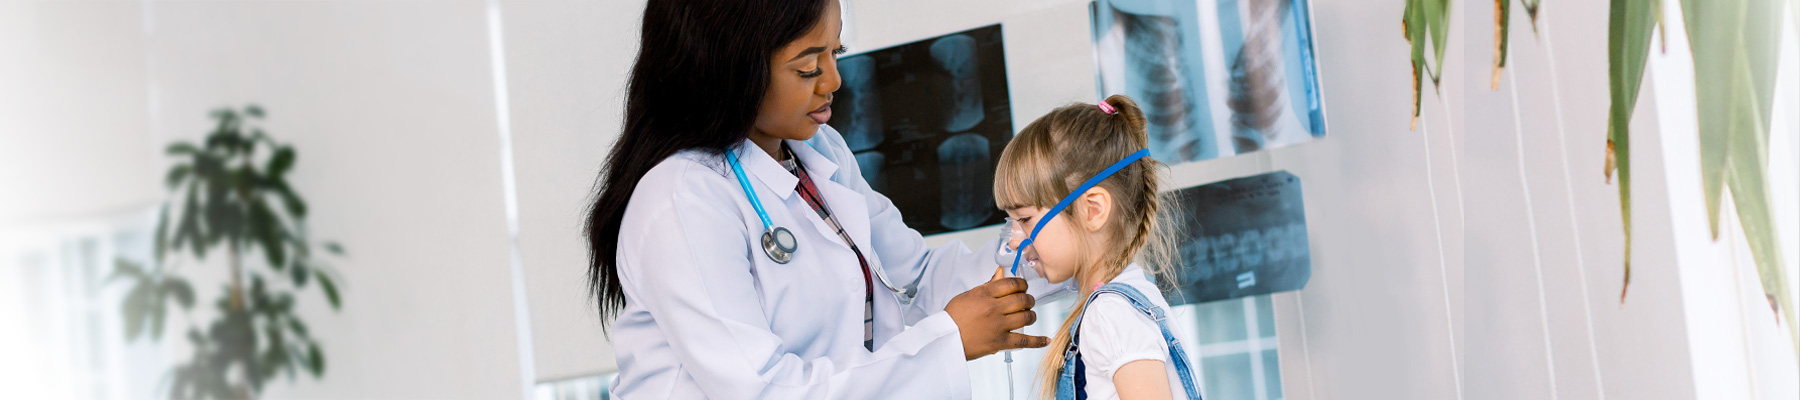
1010;149;1151;276
725;148;776;230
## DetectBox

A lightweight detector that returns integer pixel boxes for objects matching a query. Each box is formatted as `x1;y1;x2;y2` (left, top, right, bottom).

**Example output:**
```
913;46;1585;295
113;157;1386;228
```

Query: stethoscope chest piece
762;226;798;264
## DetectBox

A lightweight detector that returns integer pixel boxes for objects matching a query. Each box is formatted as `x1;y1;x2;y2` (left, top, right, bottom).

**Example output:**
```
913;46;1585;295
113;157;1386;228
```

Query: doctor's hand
946;267;1047;360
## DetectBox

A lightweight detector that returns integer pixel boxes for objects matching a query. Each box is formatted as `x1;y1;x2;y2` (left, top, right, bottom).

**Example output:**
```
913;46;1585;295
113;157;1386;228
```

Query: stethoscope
725;145;914;300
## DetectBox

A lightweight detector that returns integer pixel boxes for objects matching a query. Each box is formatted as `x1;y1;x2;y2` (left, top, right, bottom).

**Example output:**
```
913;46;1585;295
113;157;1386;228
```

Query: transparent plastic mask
996;217;1042;277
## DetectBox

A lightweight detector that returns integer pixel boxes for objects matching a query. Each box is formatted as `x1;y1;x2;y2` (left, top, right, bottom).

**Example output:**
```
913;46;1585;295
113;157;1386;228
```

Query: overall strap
1062;283;1205;400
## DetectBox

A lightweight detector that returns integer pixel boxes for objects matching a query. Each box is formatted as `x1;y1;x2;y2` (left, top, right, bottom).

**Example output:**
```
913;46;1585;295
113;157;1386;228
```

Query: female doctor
583;0;1052;398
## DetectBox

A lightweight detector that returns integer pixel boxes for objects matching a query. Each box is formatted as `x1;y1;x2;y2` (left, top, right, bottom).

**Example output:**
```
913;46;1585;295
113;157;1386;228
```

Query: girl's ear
1078;187;1112;232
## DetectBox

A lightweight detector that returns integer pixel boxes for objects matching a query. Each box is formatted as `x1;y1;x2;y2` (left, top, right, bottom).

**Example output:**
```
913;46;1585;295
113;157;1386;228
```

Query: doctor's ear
1077;187;1112;233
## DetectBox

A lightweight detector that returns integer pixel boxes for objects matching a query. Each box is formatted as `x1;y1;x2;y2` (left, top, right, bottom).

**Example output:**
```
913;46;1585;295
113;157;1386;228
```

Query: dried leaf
1495;0;1545;89
1494;0;1510;89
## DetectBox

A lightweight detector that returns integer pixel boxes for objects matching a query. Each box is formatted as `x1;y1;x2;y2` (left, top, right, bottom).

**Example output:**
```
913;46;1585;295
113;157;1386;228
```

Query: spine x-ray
827;25;1012;235
1161;171;1312;306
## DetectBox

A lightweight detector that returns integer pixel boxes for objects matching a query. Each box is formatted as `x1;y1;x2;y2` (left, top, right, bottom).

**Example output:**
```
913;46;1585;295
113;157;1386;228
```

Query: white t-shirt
1075;264;1191;400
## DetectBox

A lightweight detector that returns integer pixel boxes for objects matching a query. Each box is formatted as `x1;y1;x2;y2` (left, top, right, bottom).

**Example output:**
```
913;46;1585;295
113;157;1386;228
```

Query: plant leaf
163;277;196;310
1494;0;1510;89
1681;0;1792;355
244;104;265;119
322;242;344;257
1404;0;1424;129
165;142;200;156
179;182;206;259
1521;0;1542;32
268;146;295;177
291;259;311;288
305;342;325;376
122;284;149;341
164;165;192;190
109;259;148;283
250;200;286;270
317;271;341;310
1402;0;1449;129
1425;0;1448;81
1683;0;1780;239
288;318;310;338
1689;0;1733;240
1724;82;1796;358
250;274;270;312
154;205;170;262
262;325;288;380
1606;0;1657;302
1495;0;1548;88
150;285;168;340
273;179;308;219
201;182;233;249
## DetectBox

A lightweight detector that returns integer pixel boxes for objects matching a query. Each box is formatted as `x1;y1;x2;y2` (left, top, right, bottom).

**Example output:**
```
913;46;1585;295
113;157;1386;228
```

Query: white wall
147;2;529;397
0;0;161;225
3;0;532;398
498;0;641;382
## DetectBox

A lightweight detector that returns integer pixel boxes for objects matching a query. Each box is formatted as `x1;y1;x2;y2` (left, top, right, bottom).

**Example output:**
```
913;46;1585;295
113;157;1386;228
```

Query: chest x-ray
1092;0;1327;165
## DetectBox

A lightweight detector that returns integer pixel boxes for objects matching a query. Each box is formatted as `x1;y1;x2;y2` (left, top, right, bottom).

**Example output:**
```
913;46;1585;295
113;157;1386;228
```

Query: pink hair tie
1097;101;1117;115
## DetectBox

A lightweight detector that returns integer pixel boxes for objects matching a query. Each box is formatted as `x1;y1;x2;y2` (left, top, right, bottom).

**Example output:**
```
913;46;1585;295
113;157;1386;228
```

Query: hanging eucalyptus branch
110;105;347;399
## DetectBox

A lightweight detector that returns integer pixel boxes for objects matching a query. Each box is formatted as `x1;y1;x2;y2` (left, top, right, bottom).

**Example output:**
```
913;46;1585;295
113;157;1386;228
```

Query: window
1179;295;1284;400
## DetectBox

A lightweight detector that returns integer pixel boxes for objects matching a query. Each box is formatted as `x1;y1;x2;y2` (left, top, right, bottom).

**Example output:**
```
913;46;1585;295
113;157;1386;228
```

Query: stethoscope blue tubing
724;149;776;233
1009;149;1151;276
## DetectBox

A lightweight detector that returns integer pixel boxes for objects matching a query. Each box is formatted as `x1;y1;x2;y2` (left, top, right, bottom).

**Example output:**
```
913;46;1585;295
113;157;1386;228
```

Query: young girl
995;95;1202;400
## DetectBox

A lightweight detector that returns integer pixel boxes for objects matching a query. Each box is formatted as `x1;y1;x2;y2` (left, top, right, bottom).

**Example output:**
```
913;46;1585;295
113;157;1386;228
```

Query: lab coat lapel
787;140;876;269
734;141;828;265
742;139;855;259
735;140;797;201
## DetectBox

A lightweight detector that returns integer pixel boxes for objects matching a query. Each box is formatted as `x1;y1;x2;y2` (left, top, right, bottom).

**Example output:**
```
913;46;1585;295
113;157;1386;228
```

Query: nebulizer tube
995;220;1038;400
997;221;1018;400
1004;350;1015;400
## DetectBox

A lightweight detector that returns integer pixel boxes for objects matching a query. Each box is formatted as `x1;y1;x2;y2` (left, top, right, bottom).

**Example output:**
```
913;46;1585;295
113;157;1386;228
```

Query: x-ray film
1092;0;1326;166
827;24;1011;235
1162;171;1311;305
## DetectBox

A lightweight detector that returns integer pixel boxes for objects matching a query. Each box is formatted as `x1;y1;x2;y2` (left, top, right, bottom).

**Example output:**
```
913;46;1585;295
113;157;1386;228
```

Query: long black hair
586;0;830;330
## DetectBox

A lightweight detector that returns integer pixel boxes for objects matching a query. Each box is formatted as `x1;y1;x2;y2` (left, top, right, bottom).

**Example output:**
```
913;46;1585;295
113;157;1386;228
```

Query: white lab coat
610;125;1061;399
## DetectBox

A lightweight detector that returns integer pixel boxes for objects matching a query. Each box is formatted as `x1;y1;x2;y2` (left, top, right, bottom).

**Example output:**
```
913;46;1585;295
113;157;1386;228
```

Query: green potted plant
111;105;346;399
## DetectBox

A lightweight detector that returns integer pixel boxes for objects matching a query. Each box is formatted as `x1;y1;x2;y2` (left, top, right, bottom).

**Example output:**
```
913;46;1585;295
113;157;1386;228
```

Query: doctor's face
752;0;844;144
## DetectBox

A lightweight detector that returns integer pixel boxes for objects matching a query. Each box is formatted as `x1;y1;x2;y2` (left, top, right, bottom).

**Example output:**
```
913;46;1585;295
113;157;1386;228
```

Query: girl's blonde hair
993;94;1180;398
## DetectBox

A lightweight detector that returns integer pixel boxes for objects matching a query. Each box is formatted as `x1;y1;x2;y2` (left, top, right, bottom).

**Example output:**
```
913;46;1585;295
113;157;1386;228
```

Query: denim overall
1054;282;1204;400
